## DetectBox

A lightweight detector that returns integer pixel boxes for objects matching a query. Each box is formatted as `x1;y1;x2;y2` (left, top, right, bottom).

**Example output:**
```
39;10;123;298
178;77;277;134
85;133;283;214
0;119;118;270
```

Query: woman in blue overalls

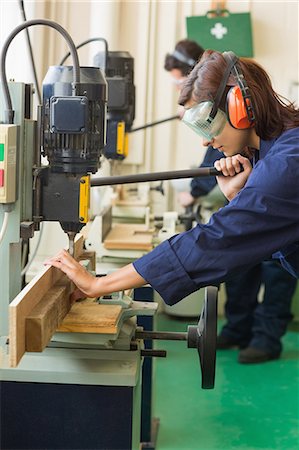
47;50;299;363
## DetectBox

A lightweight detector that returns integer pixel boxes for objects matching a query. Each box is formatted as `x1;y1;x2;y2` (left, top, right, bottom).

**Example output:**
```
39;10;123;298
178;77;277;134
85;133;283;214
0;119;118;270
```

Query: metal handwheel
135;285;218;389
187;286;218;389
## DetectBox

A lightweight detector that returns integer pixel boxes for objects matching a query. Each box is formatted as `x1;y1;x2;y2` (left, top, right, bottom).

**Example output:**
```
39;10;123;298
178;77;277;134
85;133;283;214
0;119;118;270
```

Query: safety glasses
182;101;227;140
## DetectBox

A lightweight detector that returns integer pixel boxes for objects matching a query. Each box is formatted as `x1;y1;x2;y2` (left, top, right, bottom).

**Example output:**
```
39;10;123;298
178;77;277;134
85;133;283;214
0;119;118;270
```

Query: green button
0;143;4;161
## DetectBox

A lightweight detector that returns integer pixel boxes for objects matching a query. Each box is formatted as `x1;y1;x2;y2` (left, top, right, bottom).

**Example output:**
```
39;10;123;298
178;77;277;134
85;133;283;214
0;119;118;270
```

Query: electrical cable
21;240;28;270
0;18;81;124
18;0;42;104
17;3;46;269
59;37;108;69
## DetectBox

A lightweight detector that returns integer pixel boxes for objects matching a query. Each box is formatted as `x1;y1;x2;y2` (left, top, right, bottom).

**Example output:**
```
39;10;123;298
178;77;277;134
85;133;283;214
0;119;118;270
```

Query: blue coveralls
134;128;299;354
191;146;297;353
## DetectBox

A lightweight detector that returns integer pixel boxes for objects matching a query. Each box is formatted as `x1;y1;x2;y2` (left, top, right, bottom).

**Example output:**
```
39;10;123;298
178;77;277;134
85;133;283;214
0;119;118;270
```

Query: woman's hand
45;251;147;300
44;250;101;298
215;154;252;201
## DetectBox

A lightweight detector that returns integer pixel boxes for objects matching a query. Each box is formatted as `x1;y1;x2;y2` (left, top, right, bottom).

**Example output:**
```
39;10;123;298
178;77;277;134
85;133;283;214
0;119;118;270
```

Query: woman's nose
202;138;214;147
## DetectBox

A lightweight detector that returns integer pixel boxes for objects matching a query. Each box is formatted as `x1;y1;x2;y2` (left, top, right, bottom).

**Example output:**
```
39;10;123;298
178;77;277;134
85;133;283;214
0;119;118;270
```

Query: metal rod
140;349;167;358
129;115;180;133
91;167;220;187
136;330;187;341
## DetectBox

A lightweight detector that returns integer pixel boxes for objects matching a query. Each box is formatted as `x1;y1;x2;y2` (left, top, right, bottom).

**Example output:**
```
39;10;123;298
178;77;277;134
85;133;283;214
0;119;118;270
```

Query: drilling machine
0;20;220;450
0;19;107;337
1;20;107;259
37;63;106;255
61;38;136;161
94;48;135;160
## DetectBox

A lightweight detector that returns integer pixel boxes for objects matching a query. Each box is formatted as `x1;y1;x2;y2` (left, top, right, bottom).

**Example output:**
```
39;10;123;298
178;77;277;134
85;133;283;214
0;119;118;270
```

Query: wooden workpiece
104;223;154;251
25;281;71;352
9;235;95;367
57;302;123;334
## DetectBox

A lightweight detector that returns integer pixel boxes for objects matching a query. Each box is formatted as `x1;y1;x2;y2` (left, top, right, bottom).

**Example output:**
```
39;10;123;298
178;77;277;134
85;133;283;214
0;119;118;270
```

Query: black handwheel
187;286;218;389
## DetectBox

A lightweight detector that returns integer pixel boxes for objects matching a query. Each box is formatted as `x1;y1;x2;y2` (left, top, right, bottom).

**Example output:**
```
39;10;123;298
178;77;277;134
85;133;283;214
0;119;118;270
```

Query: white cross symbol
211;23;228;39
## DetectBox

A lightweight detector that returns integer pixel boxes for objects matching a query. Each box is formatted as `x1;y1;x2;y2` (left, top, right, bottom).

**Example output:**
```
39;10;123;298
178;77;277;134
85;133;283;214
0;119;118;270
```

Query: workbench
0;237;157;450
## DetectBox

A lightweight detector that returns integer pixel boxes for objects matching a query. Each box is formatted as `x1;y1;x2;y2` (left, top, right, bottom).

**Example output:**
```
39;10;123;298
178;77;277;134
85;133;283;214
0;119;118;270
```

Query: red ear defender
226;85;255;129
211;52;256;131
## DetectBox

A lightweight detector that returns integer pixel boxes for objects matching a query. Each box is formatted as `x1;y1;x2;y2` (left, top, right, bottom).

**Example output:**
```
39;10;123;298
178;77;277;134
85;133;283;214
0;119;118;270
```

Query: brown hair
179;50;299;140
164;39;204;76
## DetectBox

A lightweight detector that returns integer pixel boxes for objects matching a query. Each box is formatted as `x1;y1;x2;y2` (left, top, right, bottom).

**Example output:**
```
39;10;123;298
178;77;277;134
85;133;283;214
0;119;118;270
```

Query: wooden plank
73;234;84;259
78;251;96;271
57;303;123;334
25;281;71;352
9;235;84;367
104;223;153;251
9;265;64;367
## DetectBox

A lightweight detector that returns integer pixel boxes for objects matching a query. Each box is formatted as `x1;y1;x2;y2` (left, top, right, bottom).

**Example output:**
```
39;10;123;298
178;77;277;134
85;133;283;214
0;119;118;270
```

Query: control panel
0;124;18;204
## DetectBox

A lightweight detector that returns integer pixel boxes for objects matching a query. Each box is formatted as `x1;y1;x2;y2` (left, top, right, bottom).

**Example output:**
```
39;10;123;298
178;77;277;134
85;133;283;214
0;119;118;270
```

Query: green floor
154;314;299;450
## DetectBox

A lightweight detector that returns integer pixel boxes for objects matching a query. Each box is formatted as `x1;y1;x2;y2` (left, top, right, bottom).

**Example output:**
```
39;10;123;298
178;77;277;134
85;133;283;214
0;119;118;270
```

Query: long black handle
128;115;180;133
91;167;221;187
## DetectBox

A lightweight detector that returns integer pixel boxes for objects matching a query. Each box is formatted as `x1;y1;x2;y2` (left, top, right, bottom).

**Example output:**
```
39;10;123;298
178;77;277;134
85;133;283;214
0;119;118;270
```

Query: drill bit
67;231;76;257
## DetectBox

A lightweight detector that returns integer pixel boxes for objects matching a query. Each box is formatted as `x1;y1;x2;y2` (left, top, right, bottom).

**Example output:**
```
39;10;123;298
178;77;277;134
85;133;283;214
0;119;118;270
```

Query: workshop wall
1;0;298;217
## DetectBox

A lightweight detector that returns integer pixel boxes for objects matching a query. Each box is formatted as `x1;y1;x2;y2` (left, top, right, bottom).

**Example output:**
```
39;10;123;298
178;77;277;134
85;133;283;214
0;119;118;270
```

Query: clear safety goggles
182;101;227;140
171;76;187;86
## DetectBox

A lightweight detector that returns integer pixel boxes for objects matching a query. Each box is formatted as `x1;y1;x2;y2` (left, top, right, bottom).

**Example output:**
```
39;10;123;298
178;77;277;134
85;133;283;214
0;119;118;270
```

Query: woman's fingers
43;248;100;299
214;155;251;176
45;250;78;269
234;154;252;171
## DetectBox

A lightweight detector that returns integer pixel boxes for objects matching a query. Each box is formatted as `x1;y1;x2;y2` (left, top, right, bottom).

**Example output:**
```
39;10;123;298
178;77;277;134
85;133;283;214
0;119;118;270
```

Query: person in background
164;39;204;91
165;40;298;364
47;49;299;365
165;40;222;205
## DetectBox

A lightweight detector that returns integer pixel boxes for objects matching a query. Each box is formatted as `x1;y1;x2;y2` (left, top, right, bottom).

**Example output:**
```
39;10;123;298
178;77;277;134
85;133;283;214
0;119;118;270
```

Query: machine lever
91;167;221;187
129;114;180;133
140;349;167;358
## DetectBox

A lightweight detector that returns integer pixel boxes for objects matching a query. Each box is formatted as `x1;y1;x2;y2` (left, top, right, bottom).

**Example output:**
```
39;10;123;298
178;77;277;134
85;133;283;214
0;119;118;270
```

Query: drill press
0;19;107;257
37;64;107;255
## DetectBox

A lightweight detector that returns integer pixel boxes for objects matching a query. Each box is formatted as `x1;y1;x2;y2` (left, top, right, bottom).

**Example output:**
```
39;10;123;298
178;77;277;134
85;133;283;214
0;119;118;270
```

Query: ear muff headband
172;50;196;68
209;52;238;120
223;52;255;129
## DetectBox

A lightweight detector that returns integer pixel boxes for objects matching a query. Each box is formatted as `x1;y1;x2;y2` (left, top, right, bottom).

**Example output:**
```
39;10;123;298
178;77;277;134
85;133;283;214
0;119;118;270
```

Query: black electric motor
94;50;135;159
38;66;107;234
41;65;107;174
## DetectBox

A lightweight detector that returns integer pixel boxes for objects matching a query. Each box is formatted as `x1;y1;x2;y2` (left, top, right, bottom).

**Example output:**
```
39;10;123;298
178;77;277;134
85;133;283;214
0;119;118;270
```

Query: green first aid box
187;10;254;57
